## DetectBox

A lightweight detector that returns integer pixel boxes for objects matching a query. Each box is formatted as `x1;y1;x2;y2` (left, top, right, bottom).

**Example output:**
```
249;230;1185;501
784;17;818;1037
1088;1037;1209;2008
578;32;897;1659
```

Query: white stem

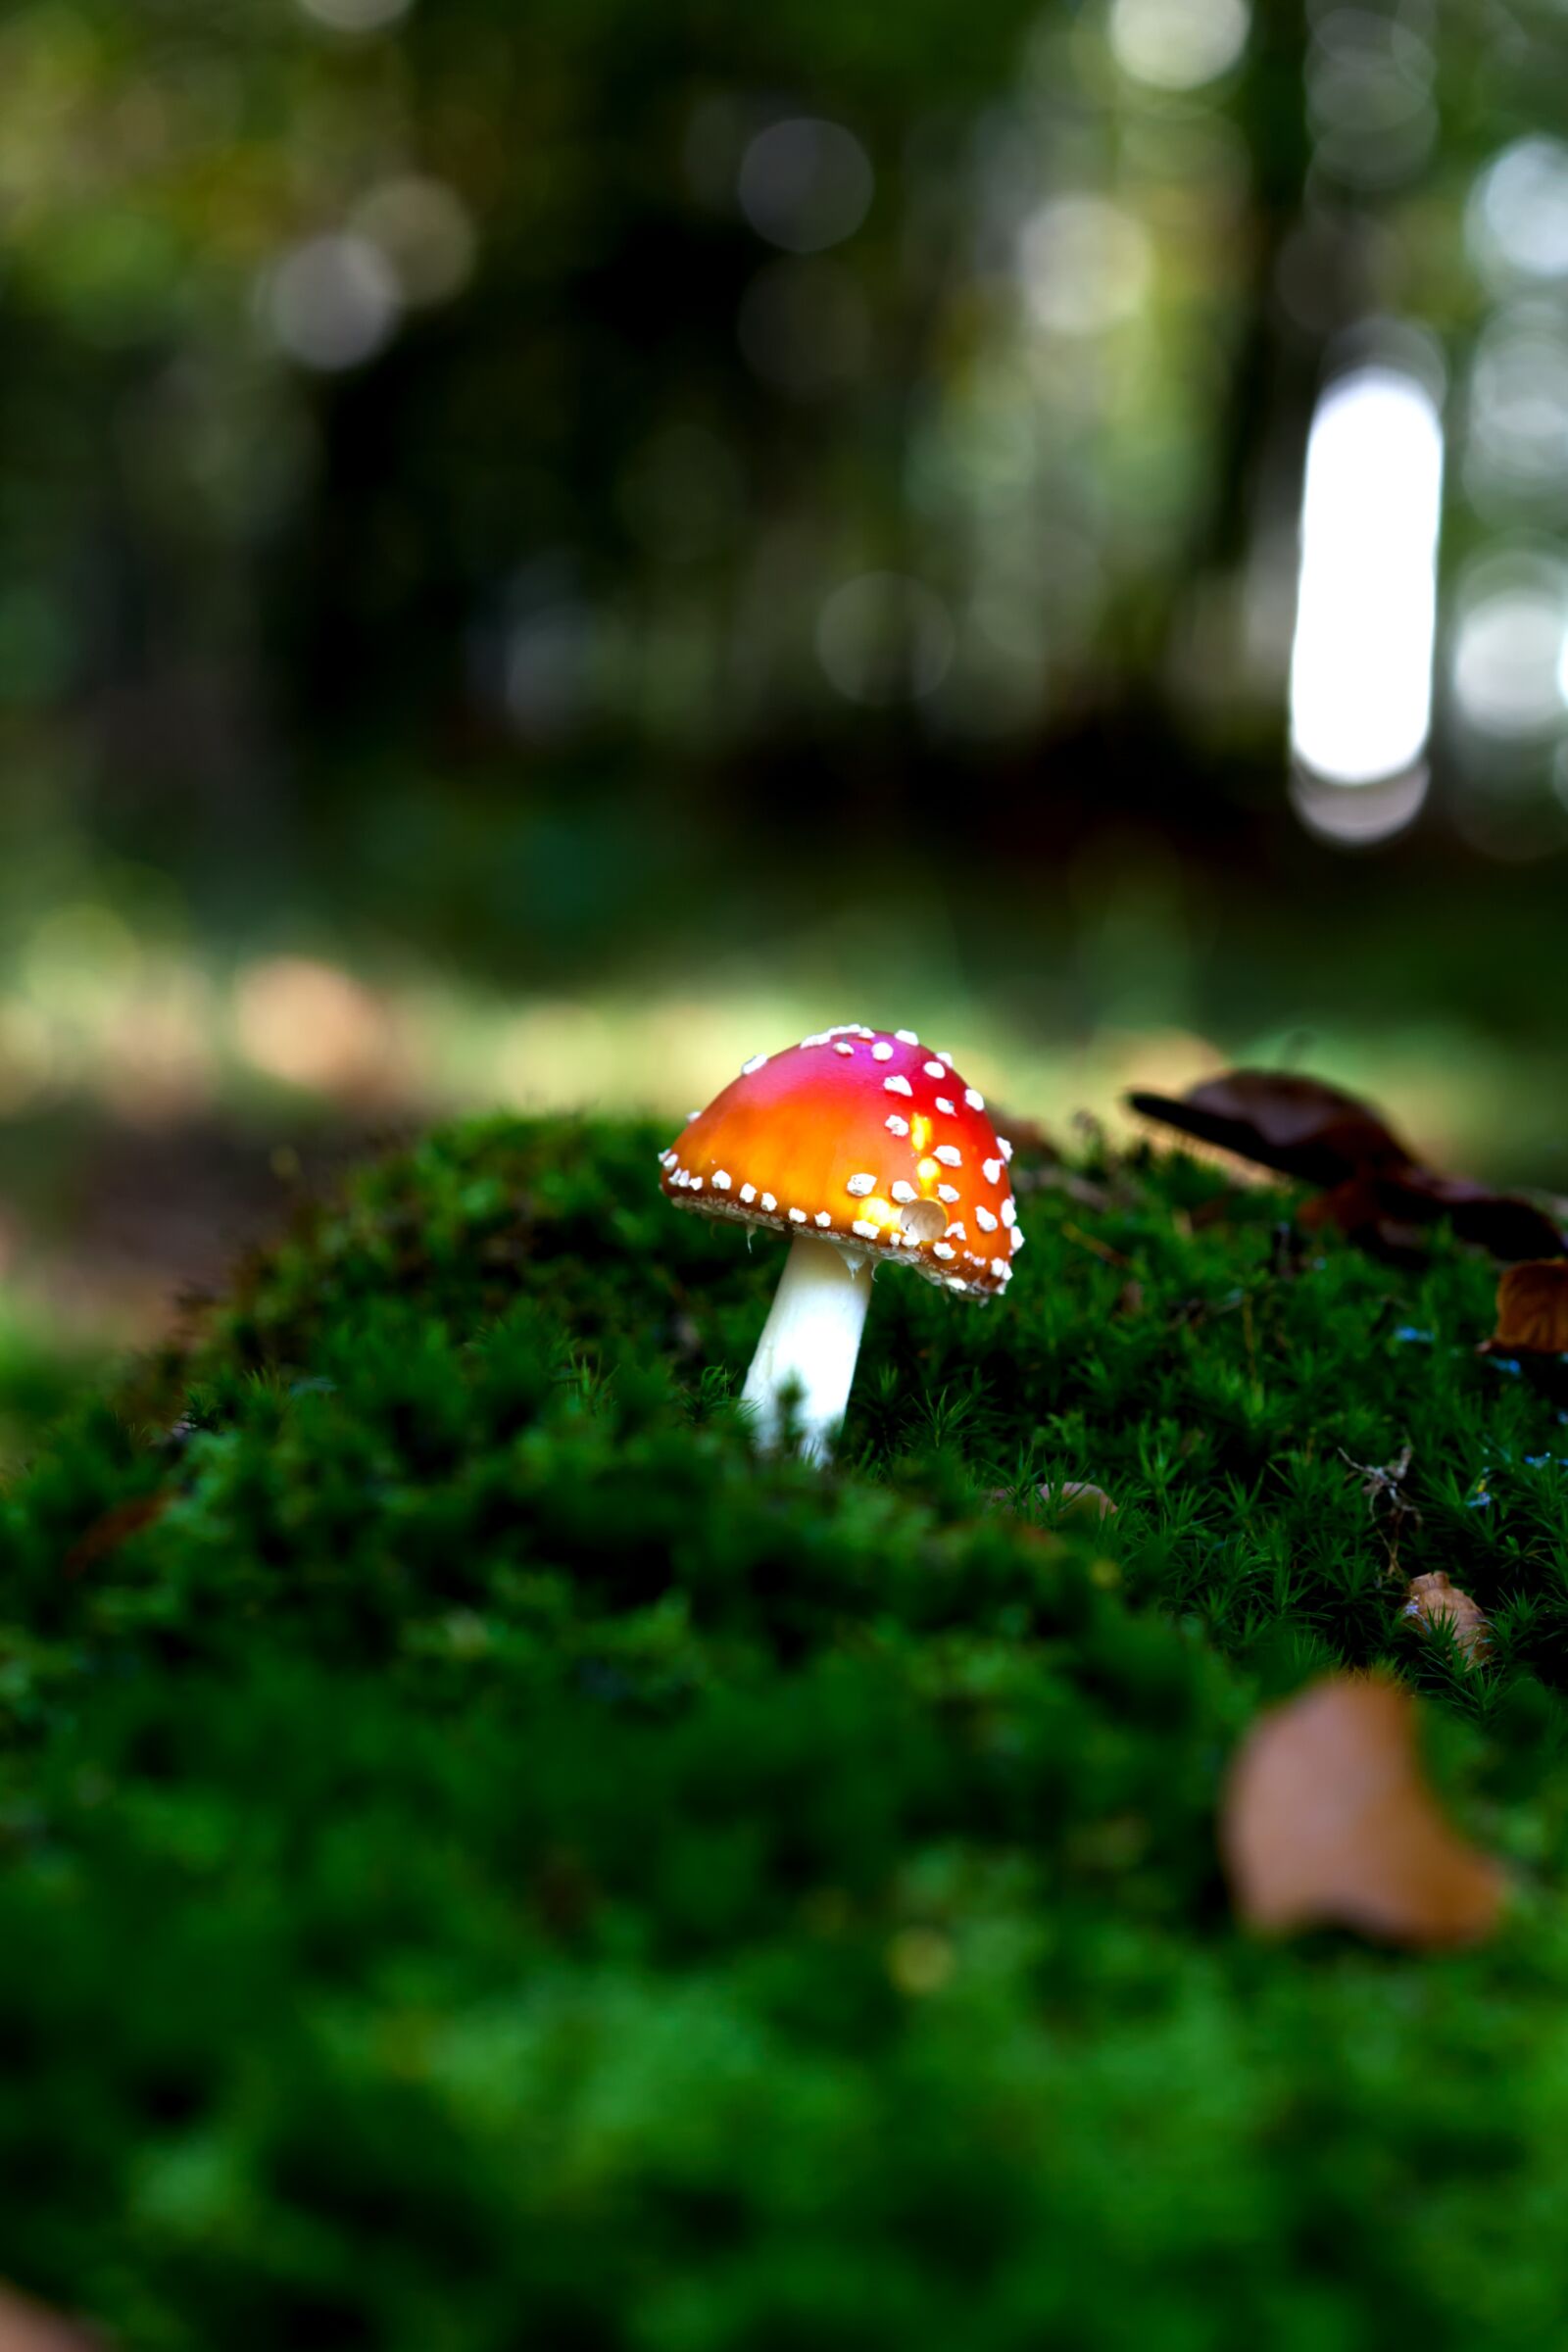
741;1234;874;1464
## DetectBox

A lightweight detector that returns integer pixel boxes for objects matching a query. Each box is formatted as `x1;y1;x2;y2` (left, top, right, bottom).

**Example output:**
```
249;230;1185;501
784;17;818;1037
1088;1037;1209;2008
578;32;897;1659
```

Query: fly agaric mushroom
658;1024;1023;1461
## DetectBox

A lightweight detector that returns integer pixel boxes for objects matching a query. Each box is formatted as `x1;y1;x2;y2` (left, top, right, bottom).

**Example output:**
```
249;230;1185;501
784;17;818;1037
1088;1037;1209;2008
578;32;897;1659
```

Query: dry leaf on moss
1399;1572;1492;1668
1488;1259;1568;1356
1126;1069;1413;1187
1129;1069;1564;1263
1222;1674;1504;1947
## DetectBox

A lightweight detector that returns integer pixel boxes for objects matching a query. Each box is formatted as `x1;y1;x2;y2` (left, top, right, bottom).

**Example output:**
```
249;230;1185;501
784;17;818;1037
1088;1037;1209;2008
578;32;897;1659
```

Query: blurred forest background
2;0;1568;1435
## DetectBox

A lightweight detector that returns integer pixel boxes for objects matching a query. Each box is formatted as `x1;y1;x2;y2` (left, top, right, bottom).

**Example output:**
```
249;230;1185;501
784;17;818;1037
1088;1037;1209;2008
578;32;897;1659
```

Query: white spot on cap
975;1204;998;1233
937;1183;958;1203
964;1088;984;1110
871;1041;894;1061
846;1172;875;1197
991;1256;1008;1279
938;1051;954;1067
761;1192;777;1212
923;1060;945;1078
852;1217;879;1241
895;1029;919;1045
884;1075;912;1097
690;1175;704;1190
999;1137;1013;1161
885;1113;909;1136
814;1210;832;1228
686;1110;701;1122
946;1220;966;1242
946;1273;967;1291
935;1096;956;1115
740;1182;757;1203
982;1157;1002;1184
834;1042;855;1056
1002;1199;1017;1227
934;1144;961;1167
1010;1226;1024;1250
933;1242;956;1261
890;1180;916;1203
788;1207;807;1224
660;1150;676;1166
713;1170;732;1191
741;1054;767;1075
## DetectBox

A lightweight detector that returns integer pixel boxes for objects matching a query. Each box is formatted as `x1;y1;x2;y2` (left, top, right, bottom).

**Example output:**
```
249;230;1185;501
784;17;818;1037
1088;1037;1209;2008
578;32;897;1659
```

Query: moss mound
6;1117;1568;2349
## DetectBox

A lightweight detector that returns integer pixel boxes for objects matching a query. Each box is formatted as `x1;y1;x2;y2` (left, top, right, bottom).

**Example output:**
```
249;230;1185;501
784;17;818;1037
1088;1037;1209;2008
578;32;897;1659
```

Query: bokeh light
736;119;874;253
1449;555;1568;742
1017;195;1152;335
352;177;477;307
1467;138;1568;289
1290;362;1445;790
264;234;401;371
1108;0;1250;91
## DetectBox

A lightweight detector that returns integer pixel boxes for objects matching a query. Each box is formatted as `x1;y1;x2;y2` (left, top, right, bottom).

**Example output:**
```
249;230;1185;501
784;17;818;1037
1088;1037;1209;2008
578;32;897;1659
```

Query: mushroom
658;1024;1024;1462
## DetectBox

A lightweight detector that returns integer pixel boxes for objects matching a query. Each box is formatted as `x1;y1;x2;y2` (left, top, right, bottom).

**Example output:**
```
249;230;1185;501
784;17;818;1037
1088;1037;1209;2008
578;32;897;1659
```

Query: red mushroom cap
659;1024;1023;1298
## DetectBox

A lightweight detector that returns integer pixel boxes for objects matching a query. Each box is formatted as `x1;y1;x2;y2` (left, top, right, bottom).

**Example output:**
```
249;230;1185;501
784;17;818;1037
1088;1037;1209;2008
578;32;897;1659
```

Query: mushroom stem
741;1233;874;1464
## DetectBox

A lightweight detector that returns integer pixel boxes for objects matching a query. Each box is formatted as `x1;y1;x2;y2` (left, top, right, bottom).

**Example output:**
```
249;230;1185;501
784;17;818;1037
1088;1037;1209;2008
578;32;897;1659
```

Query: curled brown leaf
1222;1673;1504;1947
1129;1068;1563;1263
1489;1258;1568;1356
1399;1572;1492;1669
1126;1069;1413;1188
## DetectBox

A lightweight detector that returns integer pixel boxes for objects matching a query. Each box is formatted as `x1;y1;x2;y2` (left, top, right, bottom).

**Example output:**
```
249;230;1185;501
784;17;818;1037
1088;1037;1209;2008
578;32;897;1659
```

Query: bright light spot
295;0;412;30
1108;0;1249;90
265;234;400;371
737;258;870;397
736;119;873;254
1289;764;1430;847
1451;558;1568;740
353;176;476;306
233;957;400;1096
1289;367;1444;789
1018;196;1152;336
815;573;955;706
1467;139;1568;289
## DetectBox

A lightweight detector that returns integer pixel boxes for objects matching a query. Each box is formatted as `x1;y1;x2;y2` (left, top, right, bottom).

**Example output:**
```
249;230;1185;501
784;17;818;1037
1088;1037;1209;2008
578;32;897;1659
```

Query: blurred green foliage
4;0;1568;979
6;1116;1568;2341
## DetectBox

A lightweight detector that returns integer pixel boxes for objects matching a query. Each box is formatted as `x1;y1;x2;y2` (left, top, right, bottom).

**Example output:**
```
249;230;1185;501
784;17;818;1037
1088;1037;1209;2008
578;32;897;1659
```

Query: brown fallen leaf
1126;1069;1413;1188
1488;1258;1568;1355
1130;1069;1563;1263
1399;1572;1492;1669
1395;1171;1566;1262
1221;1673;1505;1946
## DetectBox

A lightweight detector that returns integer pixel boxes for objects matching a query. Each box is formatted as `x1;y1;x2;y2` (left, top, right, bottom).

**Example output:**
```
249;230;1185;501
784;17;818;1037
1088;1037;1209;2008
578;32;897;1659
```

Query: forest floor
4;1113;1568;2348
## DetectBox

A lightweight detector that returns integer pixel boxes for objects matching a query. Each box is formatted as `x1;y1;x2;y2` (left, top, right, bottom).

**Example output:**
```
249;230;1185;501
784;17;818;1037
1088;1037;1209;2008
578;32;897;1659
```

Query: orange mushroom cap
659;1024;1023;1298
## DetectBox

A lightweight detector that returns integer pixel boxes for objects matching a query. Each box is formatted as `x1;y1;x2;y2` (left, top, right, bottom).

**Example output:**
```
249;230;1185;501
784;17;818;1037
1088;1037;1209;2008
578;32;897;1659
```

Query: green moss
4;1116;1568;2348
